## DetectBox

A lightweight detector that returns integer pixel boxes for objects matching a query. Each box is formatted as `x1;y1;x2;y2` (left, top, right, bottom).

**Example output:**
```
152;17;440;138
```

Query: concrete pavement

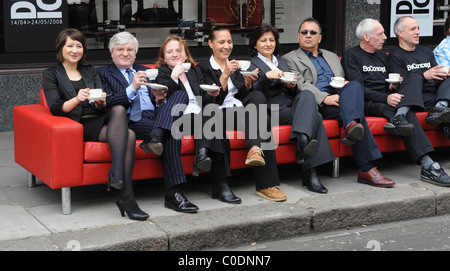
1;131;450;251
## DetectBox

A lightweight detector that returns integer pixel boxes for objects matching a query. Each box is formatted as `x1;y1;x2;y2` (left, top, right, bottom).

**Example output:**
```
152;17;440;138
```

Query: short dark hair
55;28;87;63
298;17;322;34
248;23;281;57
208;24;231;42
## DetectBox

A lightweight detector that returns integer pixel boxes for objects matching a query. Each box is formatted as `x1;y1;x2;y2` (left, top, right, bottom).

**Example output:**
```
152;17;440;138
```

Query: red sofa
13;77;450;215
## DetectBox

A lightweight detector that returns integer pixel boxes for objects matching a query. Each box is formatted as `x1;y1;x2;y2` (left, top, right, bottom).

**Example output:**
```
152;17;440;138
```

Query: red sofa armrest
13;104;84;189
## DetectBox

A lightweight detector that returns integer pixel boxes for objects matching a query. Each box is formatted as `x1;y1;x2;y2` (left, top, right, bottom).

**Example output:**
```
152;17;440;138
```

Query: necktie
126;69;142;122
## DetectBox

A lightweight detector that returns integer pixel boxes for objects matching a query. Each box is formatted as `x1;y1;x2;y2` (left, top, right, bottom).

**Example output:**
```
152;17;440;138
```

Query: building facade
0;0;448;132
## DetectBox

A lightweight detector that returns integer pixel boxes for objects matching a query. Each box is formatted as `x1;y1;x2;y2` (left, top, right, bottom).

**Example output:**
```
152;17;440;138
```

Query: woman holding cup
197;25;288;202
155;35;241;204
43;29;148;221
248;23;336;194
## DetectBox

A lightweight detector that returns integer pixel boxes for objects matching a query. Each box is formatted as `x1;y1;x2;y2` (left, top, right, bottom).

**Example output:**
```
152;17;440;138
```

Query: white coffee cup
181;62;191;72
283;72;295;80
388;73;400;81
89;88;102;98
238;60;251;71
331;77;345;87
441;66;450;75
145;69;158;80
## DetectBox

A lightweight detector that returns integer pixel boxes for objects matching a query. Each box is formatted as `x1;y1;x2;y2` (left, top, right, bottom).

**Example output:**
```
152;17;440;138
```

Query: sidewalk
1;131;450;251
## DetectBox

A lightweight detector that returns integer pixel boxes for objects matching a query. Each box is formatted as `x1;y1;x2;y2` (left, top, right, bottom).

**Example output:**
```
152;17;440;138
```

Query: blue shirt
302;49;336;94
118;66;155;112
433;36;450;67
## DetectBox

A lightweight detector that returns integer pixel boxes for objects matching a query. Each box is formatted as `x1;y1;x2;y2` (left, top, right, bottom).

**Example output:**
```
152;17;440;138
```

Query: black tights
97;105;139;209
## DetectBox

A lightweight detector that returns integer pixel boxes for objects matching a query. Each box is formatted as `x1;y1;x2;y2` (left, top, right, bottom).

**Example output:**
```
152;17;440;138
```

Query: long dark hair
248;24;281;57
55;28;87;64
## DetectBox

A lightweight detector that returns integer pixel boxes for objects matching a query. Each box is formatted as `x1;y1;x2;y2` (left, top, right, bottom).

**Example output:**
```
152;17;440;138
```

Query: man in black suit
97;32;198;213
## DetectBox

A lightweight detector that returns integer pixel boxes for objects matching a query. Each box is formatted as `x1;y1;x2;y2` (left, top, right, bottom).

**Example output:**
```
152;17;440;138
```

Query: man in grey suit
282;17;395;188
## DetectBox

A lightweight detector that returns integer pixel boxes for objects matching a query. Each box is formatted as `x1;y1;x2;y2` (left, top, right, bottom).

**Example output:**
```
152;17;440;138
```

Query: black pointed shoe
192;147;212;177
296;134;318;164
212;181;242;204
302;168;328;194
115;197;149;221
164;192;199;213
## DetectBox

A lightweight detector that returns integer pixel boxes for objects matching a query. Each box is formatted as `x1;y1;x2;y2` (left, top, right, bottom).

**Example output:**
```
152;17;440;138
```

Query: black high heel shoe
108;170;124;191
212;181;242;204
192;147;212;177
115;197;149;221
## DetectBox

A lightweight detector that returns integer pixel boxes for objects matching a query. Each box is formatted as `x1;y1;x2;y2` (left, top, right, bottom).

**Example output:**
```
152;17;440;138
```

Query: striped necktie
126;69;141;122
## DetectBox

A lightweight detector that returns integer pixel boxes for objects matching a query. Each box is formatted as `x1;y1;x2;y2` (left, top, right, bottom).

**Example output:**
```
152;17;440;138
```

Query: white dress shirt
209;55;243;109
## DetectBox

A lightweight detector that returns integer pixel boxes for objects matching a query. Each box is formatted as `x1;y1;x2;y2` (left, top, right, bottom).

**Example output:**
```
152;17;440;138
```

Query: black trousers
365;73;434;163
129;91;189;190
178;91;280;190
423;74;450;111
277;90;335;170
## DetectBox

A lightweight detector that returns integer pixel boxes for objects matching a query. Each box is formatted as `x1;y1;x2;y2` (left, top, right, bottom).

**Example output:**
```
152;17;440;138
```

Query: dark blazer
42;62;102;122
156;64;210;106
250;56;297;111
96;63;156;109
197;59;248;105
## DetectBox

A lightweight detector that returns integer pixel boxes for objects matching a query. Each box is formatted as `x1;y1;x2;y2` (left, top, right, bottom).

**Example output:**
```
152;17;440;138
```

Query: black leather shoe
141;128;165;156
302;168;328;194
425;106;450;126
192;147;212;177
296;134;318;164
212;181;242;204
421;162;450;187
383;114;414;137
164;192;199;213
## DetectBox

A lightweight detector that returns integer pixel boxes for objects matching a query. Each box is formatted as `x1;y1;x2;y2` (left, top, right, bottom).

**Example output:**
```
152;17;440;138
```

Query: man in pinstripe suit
97;32;199;213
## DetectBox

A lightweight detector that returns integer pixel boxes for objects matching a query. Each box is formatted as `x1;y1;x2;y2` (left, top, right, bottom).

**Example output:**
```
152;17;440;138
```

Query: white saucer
87;96;105;101
199;84;220;92
149;83;167;90
240;71;257;75
280;77;296;83
385;79;403;84
329;81;344;89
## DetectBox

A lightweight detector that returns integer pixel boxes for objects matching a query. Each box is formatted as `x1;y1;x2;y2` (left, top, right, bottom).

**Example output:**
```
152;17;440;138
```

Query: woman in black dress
42;29;148;220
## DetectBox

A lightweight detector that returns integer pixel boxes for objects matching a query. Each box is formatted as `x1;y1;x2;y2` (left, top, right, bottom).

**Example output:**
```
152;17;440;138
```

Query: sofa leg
331;157;340;178
62;187;72;215
27;172;36;188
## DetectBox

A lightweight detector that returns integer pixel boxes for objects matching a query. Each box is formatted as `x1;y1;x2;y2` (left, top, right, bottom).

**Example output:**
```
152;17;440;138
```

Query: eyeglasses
300;30;319;35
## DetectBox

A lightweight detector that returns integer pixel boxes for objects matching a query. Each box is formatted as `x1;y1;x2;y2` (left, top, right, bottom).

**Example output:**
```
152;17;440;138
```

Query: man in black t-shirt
388;16;450;126
342;18;450;187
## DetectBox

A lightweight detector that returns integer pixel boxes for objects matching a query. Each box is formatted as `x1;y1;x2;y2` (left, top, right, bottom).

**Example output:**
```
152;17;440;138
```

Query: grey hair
356;18;379;39
108;31;139;53
393;16;414;37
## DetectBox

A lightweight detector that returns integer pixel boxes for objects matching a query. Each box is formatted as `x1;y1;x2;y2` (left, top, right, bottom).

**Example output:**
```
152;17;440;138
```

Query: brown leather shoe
357;167;395;188
341;121;364;146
